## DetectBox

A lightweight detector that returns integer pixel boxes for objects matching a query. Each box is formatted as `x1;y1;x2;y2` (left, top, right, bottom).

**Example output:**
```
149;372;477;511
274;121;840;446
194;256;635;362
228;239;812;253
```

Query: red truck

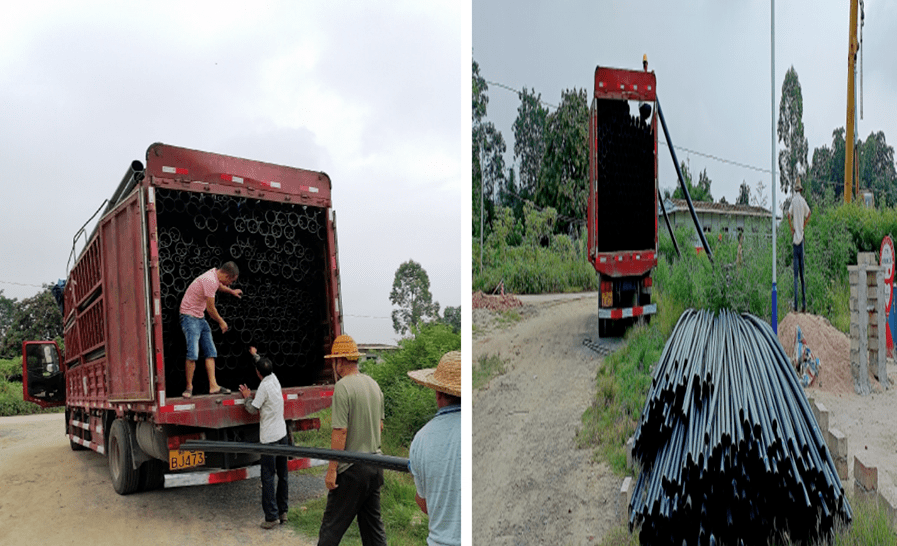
22;143;342;494
587;66;658;336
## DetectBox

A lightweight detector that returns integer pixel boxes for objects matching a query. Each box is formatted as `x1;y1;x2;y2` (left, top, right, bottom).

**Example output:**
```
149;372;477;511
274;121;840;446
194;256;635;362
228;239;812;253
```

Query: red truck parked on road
587;66;659;337
23;143;342;494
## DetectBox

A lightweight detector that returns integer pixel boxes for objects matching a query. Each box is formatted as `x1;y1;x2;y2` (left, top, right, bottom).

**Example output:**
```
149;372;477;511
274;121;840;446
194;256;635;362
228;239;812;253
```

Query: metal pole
480;146;484;271
771;0;778;333
656;98;713;262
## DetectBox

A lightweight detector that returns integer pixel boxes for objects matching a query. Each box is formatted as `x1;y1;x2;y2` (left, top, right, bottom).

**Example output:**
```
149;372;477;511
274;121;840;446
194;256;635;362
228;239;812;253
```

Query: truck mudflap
163;457;327;489
598;303;657;320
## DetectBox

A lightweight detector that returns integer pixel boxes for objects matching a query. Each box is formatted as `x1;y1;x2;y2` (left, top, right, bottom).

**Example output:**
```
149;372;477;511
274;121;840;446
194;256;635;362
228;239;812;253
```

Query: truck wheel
109;419;140;495
598;318;610;338
138;459;166;492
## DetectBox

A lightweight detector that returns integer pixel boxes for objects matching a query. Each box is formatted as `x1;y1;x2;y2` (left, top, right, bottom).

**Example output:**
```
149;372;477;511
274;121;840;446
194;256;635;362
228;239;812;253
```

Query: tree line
473;58;897;243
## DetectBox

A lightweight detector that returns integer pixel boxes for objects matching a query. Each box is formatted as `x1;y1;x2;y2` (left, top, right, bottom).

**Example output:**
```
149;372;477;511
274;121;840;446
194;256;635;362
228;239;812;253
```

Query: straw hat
324;334;365;361
407;351;462;398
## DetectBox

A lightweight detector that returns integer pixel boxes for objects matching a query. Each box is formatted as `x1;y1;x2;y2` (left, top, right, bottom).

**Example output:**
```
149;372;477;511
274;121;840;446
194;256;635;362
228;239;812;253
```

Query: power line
0;280;45;289
485;80;558;110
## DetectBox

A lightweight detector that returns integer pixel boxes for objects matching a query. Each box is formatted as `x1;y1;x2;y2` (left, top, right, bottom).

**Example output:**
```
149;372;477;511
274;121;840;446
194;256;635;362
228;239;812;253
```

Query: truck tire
598;318;611;338
138;458;166;492
109;419;140;495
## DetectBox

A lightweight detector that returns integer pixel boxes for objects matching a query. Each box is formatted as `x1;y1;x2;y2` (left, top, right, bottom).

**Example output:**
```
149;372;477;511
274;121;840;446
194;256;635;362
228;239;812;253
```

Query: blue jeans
180;314;217;361
261;435;289;522
793;242;806;311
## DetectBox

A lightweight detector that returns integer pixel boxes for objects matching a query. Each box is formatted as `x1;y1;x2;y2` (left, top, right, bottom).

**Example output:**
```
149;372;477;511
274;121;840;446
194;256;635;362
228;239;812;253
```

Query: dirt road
473;294;621;545
0;413;325;546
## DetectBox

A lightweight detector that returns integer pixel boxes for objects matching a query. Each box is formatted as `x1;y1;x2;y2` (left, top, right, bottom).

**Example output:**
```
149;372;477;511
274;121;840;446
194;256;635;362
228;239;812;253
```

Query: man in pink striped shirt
179;261;243;397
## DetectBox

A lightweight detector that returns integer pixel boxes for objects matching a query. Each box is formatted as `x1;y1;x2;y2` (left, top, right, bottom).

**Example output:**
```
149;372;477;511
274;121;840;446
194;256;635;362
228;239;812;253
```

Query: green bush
361;322;461;450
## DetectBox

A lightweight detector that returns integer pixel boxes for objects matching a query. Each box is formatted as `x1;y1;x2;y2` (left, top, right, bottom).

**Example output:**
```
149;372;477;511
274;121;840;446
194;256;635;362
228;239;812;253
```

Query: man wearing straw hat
317;334;387;546
408;351;462;546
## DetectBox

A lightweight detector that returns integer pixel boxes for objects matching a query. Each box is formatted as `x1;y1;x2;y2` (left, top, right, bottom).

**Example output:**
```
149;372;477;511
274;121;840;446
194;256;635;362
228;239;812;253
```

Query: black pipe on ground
630;309;850;545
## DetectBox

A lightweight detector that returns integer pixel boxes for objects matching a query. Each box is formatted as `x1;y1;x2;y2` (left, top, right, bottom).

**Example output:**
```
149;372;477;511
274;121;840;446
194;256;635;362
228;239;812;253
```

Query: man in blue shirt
407;351;461;546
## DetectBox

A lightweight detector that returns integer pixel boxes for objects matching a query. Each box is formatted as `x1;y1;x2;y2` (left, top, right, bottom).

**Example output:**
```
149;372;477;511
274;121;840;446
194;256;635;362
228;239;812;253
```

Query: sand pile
472;291;523;312
777;312;890;395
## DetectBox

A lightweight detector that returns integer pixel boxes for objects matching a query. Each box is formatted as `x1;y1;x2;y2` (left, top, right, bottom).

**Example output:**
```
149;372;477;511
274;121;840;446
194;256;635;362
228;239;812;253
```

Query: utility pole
771;0;778;333
845;0;859;203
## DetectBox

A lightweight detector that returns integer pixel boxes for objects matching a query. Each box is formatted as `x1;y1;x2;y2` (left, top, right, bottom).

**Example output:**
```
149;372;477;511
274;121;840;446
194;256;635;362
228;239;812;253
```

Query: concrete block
879;485;897;531
854;455;878;493
834;457;849;480
858;252;878;266
618;476;633;525
827;428;848;459
625;436;634;471
812;401;829;432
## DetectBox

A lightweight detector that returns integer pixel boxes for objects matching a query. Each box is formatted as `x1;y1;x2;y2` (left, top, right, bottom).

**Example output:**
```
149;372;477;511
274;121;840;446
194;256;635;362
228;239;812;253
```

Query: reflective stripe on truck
597;304;657;320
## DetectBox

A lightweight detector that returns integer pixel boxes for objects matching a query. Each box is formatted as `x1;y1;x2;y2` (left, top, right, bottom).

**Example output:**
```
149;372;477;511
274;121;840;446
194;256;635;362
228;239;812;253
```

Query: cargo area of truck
154;187;333;397
593;97;656;255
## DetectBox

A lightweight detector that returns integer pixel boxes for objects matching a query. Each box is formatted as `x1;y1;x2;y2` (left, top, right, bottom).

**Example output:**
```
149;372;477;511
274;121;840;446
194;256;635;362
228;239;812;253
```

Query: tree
672;162;713;202
777;66;809;196
809;128;846;202
472;58;506;238
513;87;548;202
0;290;16;344
537;88;588;232
440;306;461;334
736;181;751;206
0;286;63;358
389;260;440;337
472;58;488;240
858;131;897;207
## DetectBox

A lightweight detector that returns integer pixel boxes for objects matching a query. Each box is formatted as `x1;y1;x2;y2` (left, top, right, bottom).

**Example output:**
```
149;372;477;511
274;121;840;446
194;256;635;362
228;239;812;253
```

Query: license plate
601;292;613;307
169;449;205;470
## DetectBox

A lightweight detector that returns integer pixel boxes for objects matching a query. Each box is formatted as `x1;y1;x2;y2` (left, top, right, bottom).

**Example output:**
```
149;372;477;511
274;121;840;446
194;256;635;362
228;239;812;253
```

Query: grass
288;407;429;545
496;309;522;327
576;323;663;475
601;491;897;545
473;354;507;390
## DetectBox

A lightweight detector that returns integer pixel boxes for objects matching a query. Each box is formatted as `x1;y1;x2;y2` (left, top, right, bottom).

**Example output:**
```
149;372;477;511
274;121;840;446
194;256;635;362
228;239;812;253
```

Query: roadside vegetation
289;322;460;545
598;492;897;546
473;354;507;390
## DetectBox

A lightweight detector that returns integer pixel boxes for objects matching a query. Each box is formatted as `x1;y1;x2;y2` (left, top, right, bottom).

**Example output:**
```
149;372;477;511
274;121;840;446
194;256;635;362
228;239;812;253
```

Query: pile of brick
848;252;890;395
471;291;523;312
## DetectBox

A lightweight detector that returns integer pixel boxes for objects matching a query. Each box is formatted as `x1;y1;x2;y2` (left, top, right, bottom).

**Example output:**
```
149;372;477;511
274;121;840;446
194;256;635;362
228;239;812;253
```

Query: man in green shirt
317;334;387;546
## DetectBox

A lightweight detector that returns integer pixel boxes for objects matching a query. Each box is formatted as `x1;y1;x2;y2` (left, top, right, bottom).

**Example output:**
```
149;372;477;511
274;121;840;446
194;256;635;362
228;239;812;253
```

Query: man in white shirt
239;347;288;529
788;176;812;313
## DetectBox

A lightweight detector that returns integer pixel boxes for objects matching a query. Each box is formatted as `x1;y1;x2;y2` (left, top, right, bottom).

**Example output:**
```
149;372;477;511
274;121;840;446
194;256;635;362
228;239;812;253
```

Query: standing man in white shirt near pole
789;176;811;313
239;347;289;529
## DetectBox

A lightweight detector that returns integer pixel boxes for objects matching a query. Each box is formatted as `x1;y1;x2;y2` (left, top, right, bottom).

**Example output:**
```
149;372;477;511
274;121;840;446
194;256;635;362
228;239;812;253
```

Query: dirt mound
471;290;523;312
777;312;889;395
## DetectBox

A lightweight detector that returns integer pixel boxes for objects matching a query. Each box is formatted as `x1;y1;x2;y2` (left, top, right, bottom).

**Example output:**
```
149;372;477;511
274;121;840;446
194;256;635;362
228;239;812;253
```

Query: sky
473;0;897;212
0;1;469;345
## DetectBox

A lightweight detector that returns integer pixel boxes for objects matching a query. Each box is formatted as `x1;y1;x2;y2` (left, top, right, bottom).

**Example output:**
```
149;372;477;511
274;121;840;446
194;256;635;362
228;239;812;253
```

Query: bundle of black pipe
154;188;330;394
629;309;851;545
594;98;655;255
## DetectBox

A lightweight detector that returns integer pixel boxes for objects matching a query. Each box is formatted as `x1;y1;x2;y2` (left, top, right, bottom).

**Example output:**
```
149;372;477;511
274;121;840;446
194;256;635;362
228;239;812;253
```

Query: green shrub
361;322;461;450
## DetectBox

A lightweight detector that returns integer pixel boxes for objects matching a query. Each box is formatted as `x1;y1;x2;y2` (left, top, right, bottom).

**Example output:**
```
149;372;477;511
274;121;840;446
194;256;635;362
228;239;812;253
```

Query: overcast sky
474;0;897;211
0;1;467;345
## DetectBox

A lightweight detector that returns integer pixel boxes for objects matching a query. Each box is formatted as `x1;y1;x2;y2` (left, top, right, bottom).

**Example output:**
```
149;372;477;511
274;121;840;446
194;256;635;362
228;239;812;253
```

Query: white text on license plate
170;449;205;470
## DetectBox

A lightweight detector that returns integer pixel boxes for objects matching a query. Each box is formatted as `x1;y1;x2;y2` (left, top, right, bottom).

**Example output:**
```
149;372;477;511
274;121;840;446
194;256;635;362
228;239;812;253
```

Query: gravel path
473;294;620;545
0;412;327;546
